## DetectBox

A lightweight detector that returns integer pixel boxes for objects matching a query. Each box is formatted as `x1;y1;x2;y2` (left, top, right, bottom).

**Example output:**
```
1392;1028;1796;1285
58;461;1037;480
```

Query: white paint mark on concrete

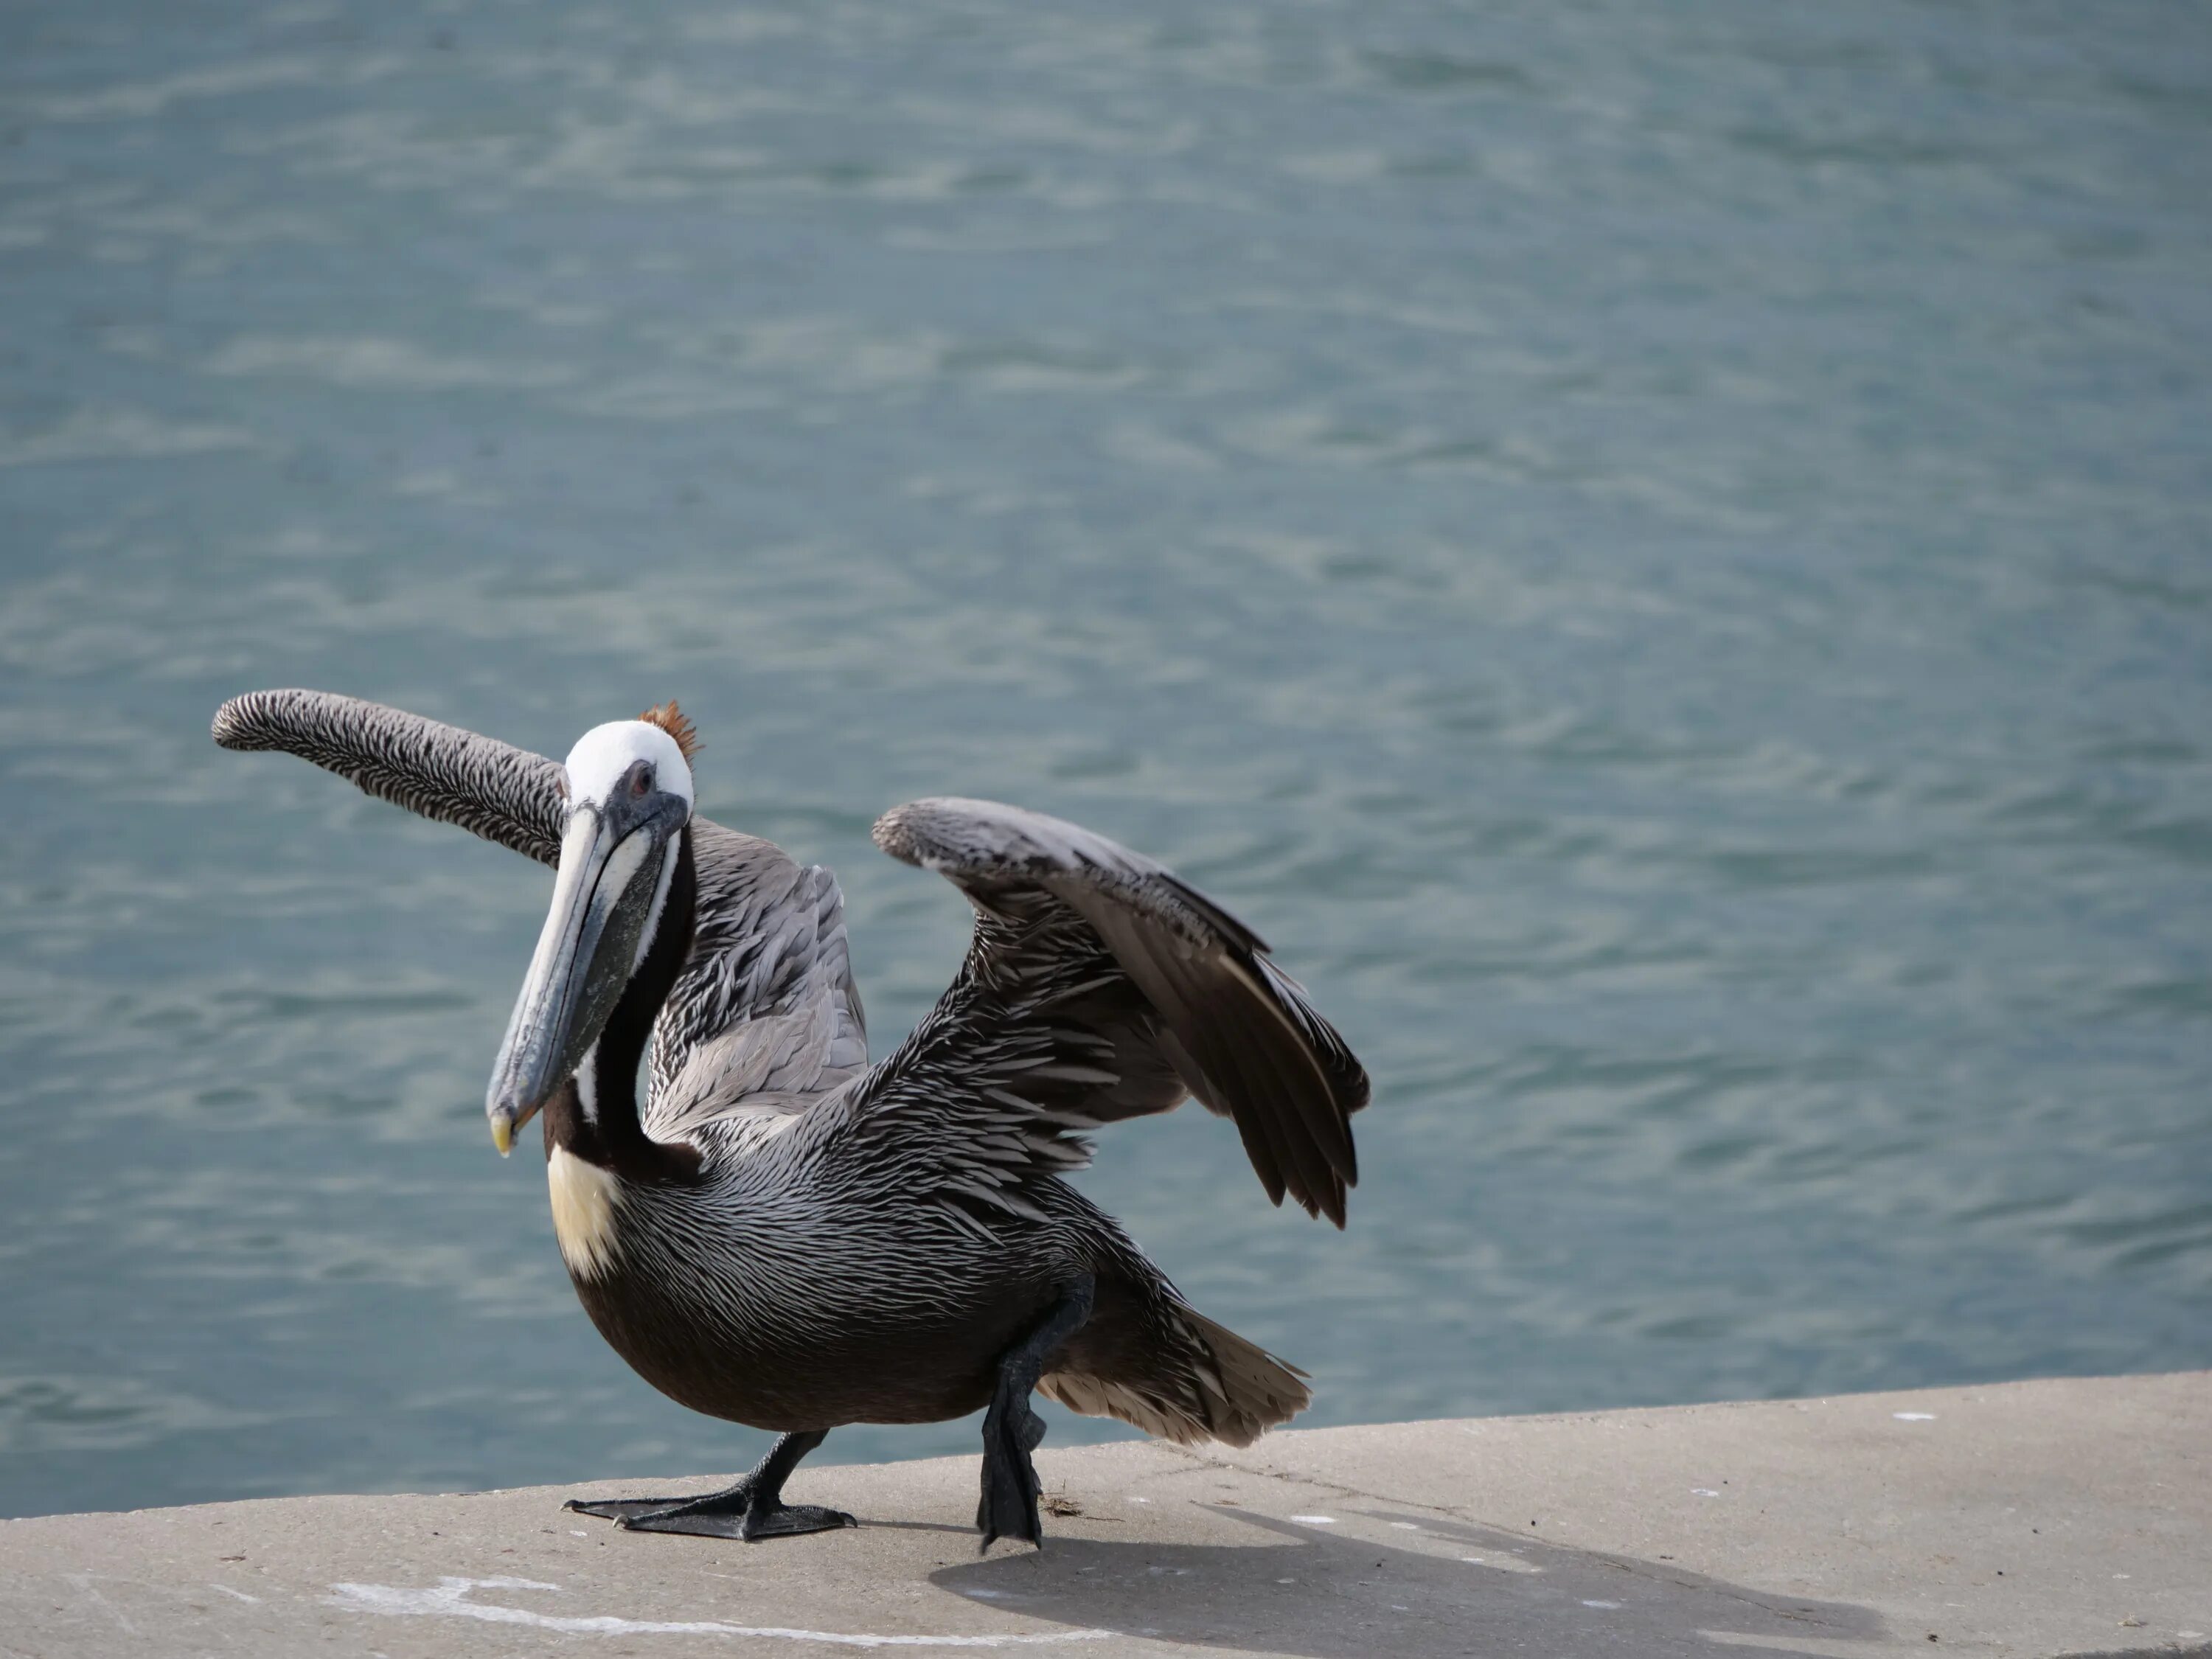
1691;1489;1722;1498
327;1578;1113;1648
207;1583;260;1603
1289;1515;1336;1525
1893;1413;1935;1422
1582;1599;1621;1610
1389;1522;1421;1531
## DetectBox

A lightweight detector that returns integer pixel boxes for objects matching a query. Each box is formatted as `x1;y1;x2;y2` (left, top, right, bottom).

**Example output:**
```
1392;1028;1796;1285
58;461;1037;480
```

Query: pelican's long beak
484;804;667;1155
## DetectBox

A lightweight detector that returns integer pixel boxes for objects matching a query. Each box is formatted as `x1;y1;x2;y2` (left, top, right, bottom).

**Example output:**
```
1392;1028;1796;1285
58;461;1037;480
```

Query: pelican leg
565;1430;855;1540
977;1273;1096;1551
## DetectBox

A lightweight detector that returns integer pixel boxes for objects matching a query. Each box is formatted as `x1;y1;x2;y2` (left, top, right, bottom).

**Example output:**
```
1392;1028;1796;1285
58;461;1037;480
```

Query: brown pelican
213;689;1367;1548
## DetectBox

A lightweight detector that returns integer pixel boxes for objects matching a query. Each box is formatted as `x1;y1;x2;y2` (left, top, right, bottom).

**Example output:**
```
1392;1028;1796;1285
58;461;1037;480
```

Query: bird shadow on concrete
931;1505;1889;1659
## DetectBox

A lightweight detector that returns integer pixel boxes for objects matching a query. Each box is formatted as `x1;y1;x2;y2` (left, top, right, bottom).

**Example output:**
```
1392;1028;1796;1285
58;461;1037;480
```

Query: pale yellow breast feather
547;1145;625;1280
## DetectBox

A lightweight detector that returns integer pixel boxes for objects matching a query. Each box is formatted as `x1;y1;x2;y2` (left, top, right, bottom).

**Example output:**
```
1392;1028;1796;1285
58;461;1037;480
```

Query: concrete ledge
1;1372;2205;1658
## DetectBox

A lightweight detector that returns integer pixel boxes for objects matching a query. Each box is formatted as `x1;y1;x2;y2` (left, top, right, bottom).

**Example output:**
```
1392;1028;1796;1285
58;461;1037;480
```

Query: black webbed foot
622;1500;857;1541
975;1275;1095;1554
565;1430;846;1543
977;1385;1048;1549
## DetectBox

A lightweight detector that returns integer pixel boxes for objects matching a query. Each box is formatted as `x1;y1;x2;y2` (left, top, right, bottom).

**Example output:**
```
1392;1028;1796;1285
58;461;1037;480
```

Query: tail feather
1180;1310;1310;1447
1040;1308;1309;1449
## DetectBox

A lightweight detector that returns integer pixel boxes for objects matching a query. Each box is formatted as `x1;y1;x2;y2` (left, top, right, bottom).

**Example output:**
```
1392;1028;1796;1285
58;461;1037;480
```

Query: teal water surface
1;1;2208;1518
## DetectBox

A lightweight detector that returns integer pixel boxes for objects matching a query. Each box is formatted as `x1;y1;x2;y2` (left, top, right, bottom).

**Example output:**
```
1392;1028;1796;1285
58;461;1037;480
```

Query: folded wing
852;797;1368;1228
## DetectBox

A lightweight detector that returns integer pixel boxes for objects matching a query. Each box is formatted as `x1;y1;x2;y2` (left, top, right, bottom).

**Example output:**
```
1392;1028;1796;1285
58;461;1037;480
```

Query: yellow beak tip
490;1118;514;1157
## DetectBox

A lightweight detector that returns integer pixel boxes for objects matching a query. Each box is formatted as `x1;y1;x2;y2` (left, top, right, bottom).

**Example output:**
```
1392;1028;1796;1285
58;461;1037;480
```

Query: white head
562;718;695;815
485;703;701;1152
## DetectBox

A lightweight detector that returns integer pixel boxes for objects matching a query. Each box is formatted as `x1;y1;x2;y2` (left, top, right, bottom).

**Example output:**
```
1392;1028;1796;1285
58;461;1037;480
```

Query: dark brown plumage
214;689;1368;1548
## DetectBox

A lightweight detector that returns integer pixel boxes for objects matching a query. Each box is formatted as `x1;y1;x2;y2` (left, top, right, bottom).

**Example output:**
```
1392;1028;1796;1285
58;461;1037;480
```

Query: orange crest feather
639;700;702;764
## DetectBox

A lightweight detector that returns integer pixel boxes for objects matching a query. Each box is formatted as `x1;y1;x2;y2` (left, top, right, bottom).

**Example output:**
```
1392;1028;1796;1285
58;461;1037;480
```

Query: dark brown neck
542;824;702;1183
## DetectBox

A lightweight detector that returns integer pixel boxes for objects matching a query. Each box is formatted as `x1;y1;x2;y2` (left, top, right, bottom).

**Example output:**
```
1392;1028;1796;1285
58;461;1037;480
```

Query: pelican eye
631;763;653;798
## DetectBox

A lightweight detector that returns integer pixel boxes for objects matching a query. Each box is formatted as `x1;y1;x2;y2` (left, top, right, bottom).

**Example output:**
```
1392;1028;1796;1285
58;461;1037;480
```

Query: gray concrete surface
1;1372;2204;1658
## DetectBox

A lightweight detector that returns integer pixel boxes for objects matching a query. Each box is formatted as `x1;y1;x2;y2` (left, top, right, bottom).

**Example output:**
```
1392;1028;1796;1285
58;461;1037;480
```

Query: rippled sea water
1;1;2208;1518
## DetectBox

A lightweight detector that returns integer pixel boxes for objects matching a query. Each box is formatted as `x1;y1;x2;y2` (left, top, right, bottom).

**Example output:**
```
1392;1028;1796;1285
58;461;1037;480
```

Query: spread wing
847;797;1368;1228
214;687;566;863
211;689;867;1129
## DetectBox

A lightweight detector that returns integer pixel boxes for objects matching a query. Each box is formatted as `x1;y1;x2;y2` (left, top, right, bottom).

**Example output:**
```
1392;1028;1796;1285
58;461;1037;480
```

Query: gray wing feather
646;835;867;1138
212;689;866;1132
858;796;1368;1228
213;688;565;863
